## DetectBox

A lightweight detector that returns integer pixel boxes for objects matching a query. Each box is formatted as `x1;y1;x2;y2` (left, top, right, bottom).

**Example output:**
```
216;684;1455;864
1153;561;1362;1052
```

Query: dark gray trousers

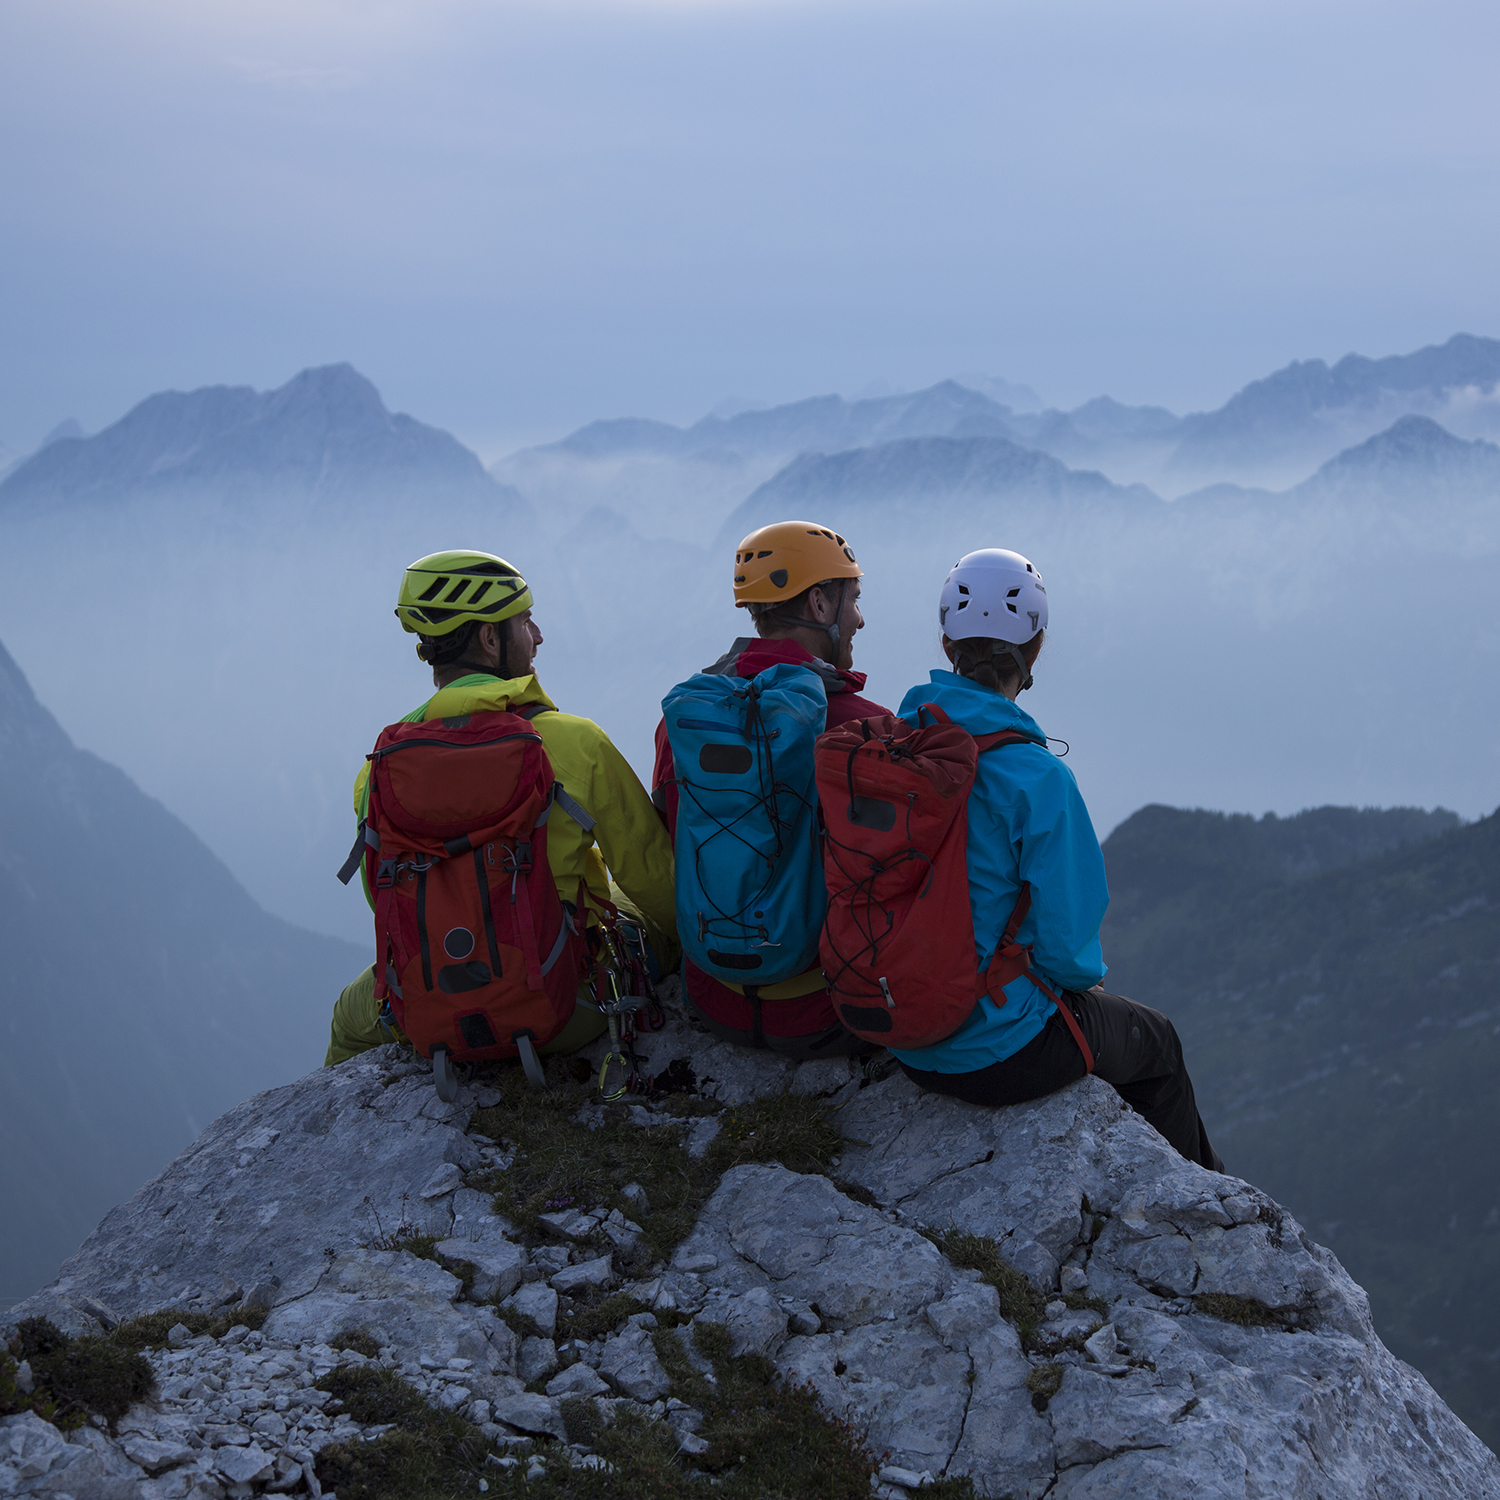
898;985;1224;1172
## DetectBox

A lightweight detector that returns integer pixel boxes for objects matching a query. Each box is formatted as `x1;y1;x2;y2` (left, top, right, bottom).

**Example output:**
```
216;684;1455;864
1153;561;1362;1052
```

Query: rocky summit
5;981;1498;1499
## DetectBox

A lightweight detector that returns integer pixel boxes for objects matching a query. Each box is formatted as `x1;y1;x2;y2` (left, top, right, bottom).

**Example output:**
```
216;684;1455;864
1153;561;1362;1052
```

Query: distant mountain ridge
0;363;521;512
1175;415;1500;509
1166;333;1500;486
516;332;1500;499
549;379;1011;461
716;432;1160;546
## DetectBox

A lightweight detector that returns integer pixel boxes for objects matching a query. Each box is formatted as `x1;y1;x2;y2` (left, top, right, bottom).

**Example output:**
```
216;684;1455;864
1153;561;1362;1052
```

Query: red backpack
337;706;590;1083
816;704;1095;1063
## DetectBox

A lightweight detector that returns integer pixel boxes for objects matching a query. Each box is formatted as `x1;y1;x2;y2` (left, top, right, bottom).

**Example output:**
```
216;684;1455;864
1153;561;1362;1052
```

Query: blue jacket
889;671;1109;1074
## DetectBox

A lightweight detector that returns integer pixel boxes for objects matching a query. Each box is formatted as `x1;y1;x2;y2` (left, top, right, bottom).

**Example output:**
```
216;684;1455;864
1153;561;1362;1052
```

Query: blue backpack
662;661;828;986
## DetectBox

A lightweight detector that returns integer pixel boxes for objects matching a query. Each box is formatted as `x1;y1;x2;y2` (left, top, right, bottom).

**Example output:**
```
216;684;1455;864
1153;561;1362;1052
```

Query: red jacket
652;636;892;1039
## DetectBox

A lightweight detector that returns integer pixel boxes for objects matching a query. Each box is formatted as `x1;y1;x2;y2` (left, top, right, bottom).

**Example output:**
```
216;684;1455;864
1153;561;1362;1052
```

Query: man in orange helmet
652;520;892;1058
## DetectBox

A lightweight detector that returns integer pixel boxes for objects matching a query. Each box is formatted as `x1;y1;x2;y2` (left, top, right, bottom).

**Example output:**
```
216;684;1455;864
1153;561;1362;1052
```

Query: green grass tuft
109;1306;267;1354
1025;1362;1065;1411
313;1365;486;1500
914;1478;981;1499
332;1329;383;1358
700;1094;844;1179
469;1066;841;1267
1194;1292;1297;1330
926;1229;1048;1345
5;1318;154;1430
557;1294;651;1344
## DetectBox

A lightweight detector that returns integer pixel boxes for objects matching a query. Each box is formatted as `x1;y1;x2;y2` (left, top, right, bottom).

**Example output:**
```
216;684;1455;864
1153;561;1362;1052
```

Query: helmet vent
443;580;470;603
1007;587;1021;597
758;550;773;558
469;581;493;603
418;576;451;601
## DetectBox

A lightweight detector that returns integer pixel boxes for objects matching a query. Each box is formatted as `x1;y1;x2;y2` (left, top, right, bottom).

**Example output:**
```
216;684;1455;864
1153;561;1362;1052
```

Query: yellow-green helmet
395;550;532;638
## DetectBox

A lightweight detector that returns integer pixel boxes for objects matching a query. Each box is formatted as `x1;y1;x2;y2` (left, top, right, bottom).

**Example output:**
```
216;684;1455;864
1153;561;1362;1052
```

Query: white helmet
938;548;1048;690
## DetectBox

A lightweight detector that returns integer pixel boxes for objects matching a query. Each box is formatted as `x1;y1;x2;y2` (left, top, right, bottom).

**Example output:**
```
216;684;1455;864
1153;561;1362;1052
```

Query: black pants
899;986;1223;1171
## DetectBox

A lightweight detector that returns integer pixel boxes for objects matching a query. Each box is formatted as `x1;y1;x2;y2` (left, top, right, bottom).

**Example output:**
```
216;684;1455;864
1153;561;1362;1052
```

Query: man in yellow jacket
324;549;677;1066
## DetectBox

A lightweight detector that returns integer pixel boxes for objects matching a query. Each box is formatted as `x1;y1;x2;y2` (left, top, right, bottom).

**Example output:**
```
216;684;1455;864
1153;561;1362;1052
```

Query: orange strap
979;882;1095;1073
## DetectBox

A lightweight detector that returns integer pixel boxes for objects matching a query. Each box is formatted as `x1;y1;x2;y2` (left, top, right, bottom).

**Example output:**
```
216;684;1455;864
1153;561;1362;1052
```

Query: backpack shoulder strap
973;728;1045;754
515;703;555;720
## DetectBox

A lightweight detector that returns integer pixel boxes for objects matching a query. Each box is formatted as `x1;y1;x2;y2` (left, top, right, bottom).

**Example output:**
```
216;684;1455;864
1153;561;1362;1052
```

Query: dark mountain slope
0;640;366;1305
0;364;519;511
1101;803;1500;1444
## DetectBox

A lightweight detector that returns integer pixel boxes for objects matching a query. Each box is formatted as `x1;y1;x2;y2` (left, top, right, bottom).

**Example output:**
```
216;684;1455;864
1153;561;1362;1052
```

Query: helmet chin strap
758;578;849;664
451;621;511;680
1001;641;1034;692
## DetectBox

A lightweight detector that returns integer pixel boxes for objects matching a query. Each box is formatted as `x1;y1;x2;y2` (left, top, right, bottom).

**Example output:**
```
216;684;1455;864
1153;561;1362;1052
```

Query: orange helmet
733;521;862;607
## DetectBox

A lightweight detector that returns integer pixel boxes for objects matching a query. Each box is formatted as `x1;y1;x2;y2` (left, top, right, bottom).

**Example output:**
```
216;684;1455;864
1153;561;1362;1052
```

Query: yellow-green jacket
353;672;677;952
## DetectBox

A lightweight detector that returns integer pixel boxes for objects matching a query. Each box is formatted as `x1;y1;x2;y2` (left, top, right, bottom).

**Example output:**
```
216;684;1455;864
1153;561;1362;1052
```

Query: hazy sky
4;0;1500;459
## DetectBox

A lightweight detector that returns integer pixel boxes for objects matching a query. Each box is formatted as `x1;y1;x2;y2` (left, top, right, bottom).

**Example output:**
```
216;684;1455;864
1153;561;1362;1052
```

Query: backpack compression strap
981;883;1095;1072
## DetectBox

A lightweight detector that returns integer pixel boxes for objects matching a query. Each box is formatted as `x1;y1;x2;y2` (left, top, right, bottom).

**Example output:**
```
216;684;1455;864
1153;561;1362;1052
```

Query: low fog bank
0;453;1494;948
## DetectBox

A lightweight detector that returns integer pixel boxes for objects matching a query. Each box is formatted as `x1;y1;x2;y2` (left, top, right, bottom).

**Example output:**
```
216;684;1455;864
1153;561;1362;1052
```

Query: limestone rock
491;1392;567;1440
598;1323;671;1401
505;1281;559;1338
4;1046;480;1326
518;1335;559;1384
546;1361;611;1399
260;1247;518;1376
550;1255;616;1295
4;1004;1498;1500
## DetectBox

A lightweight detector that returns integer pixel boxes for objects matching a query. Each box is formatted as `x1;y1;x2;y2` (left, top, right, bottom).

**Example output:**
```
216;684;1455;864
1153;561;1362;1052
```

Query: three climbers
326;533;1218;1168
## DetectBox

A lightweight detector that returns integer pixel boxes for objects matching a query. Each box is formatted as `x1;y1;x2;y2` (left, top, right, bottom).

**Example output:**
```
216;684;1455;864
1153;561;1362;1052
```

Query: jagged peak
1314;414;1500;474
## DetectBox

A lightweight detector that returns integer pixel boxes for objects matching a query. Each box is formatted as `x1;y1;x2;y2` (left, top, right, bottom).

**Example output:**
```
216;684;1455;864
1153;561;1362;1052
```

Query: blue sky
4;0;1500;458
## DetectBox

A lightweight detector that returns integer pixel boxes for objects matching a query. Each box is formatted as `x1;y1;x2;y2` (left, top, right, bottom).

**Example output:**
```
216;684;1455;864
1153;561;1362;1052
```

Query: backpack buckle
375;858;398;888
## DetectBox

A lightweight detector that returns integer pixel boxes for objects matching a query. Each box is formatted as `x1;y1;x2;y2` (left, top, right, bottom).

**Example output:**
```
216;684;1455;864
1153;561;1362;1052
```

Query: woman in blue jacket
892;549;1222;1171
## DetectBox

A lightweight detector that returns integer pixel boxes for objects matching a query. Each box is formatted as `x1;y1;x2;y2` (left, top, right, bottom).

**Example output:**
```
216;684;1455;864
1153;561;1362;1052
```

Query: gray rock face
8;1052;483;1326
7;1003;1500;1499
598;1323;671;1401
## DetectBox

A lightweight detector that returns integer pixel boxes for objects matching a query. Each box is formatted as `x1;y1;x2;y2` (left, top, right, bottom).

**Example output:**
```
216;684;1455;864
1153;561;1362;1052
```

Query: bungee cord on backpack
673;677;819;955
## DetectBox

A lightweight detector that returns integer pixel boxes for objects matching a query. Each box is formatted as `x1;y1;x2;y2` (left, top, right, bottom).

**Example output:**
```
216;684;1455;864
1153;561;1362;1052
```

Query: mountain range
500;331;1500;501
0;339;1496;950
0;638;366;1308
0;363;522;513
1100;802;1500;1446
